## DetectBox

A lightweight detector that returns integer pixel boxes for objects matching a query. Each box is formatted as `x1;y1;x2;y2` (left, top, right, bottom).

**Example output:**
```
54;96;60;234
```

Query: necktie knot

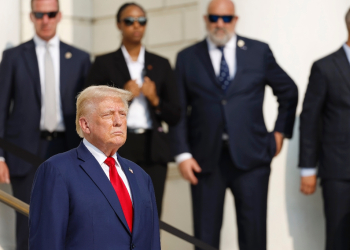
217;46;225;53
104;157;115;169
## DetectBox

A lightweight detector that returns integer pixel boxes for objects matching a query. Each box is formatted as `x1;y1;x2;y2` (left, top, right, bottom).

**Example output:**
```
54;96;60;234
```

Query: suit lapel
117;155;144;236
59;42;71;99
23;40;41;105
333;47;350;91
114;49;132;83
226;35;245;95
195;40;222;90
77;143;131;235
144;51;155;81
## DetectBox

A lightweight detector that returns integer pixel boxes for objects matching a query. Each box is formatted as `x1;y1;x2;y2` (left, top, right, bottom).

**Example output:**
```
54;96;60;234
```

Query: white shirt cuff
175;153;193;164
0;157;5;162
300;168;317;177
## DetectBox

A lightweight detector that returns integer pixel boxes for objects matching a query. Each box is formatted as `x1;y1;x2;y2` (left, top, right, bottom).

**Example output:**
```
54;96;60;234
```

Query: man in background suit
299;8;350;250
0;0;90;249
29;86;160;250
85;2;180;217
170;0;298;249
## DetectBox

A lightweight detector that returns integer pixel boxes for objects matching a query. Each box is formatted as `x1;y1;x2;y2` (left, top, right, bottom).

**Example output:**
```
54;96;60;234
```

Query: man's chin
208;34;231;46
109;138;126;148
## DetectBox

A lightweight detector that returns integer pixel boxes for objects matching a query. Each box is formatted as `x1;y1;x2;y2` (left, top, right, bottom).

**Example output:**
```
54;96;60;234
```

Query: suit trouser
321;179;350;250
191;142;270;250
10;136;66;250
118;130;167;218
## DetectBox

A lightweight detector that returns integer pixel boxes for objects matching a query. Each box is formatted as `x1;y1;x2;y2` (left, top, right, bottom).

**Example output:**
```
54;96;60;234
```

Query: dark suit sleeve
0;50;14;158
265;46;298;138
84;56;107;88
299;62;326;168
148;175;161;250
155;59;181;126
29;162;69;250
169;52;191;156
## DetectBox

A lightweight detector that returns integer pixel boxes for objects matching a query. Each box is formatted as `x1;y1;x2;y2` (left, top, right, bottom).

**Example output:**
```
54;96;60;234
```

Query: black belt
40;131;65;141
127;128;151;134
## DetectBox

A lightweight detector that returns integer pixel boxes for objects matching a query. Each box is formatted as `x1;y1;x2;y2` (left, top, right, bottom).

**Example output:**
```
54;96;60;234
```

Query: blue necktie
217;46;230;91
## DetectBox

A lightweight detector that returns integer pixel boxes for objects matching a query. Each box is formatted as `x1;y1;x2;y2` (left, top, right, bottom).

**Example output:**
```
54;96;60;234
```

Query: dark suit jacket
29;142;160;250
0;39;91;177
85;49;180;163
299;46;350;179
170;36;298;172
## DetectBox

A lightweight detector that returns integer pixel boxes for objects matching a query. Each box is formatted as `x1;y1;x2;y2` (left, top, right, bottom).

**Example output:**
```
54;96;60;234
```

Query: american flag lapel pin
129;167;133;174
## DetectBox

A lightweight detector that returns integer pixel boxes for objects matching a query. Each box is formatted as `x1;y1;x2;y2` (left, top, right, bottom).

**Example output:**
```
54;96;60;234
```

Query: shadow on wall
285;116;325;250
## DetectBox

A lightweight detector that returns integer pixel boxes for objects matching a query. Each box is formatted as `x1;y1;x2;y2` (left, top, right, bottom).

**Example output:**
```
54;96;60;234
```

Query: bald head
31;0;59;10
207;0;235;15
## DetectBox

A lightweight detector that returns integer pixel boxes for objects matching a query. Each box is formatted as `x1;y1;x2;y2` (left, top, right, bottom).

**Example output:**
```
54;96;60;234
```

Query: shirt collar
121;45;145;64
83;138;118;166
206;34;237;51
343;43;350;64
33;34;60;48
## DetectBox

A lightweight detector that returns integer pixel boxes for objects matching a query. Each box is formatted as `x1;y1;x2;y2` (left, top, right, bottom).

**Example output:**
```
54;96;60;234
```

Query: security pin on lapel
237;39;247;50
65;52;72;59
129;167;133;174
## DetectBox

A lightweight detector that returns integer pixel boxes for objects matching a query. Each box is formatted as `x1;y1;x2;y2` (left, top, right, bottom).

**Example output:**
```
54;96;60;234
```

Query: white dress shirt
83;139;133;202
33;34;65;132
121;45;152;129
207;35;237;79
175;35;238;164
300;43;350;177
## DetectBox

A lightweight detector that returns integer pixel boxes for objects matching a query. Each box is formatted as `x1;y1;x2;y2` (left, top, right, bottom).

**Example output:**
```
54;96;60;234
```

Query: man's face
204;0;238;46
88;97;128;152
30;0;61;41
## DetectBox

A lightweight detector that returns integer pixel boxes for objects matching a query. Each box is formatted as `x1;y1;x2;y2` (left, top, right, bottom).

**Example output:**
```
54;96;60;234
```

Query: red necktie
104;157;133;232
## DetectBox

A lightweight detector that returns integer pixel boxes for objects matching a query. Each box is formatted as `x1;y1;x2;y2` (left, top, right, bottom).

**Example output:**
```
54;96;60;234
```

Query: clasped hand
124;77;159;107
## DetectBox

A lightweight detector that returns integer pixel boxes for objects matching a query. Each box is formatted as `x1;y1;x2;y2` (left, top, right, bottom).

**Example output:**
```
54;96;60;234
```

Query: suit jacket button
221;100;227;105
132;244;135;249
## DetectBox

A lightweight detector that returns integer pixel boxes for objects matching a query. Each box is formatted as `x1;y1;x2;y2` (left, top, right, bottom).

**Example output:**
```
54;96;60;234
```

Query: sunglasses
123;17;147;26
208;15;235;23
32;11;59;19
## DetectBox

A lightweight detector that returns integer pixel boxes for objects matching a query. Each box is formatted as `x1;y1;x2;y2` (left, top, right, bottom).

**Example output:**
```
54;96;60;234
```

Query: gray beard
207;29;234;46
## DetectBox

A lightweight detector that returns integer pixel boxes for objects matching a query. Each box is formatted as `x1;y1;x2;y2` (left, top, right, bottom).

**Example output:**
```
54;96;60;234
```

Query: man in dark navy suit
299;8;350;250
170;0;298;249
29;86;161;250
0;0;90;249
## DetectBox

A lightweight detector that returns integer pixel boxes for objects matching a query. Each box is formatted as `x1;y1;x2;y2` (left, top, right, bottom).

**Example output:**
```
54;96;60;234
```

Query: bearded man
169;0;298;249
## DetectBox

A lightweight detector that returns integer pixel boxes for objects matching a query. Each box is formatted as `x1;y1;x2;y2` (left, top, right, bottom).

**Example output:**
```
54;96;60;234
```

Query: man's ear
79;117;91;135
203;14;208;24
30;12;35;23
56;11;62;23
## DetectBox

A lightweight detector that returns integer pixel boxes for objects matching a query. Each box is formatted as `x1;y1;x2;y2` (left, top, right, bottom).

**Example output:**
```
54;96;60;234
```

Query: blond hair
76;85;133;138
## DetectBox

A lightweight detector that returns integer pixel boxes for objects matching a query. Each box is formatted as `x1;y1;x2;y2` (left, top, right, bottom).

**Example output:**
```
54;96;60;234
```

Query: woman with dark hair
85;2;180;218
